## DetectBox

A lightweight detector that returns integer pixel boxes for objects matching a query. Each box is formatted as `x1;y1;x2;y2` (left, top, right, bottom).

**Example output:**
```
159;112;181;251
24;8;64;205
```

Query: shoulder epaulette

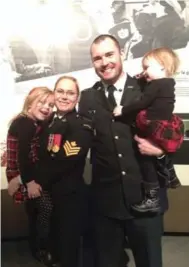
93;81;102;90
81;88;91;93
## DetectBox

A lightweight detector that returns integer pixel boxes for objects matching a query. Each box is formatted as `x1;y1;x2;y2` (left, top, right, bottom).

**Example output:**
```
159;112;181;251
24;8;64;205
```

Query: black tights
25;191;53;253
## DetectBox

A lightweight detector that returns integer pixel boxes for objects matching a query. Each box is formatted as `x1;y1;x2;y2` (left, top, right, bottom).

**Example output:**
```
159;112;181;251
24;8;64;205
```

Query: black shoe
131;190;161;213
32;249;46;263
43;251;59;267
168;176;181;189
167;165;181;188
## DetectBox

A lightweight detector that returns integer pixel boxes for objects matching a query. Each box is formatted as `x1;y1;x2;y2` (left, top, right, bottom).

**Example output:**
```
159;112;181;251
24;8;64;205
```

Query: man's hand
27;180;42;199
134;135;164;156
113;105;123;117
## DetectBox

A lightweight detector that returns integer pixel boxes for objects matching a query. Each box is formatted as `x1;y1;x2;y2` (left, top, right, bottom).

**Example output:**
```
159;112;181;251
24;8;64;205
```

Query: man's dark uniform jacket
79;75;168;219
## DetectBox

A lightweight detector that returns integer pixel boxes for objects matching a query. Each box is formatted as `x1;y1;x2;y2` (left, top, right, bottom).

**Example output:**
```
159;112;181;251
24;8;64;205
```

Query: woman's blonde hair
10;87;53;124
142;47;180;77
54;75;80;95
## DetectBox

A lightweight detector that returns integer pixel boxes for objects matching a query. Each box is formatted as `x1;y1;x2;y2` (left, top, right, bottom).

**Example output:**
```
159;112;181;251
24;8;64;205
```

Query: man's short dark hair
91;34;121;52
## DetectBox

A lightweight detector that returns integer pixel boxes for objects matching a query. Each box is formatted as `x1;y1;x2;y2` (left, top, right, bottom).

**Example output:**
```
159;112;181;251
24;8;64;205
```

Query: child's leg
131;157;161;213
25;200;40;259
156;155;181;189
146;116;182;189
25;193;56;264
35;191;59;265
141;156;160;190
136;113;183;189
35;191;53;251
136;113;184;154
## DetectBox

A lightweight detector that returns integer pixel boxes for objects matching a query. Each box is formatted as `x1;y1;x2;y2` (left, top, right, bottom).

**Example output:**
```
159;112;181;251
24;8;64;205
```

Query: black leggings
25;191;53;252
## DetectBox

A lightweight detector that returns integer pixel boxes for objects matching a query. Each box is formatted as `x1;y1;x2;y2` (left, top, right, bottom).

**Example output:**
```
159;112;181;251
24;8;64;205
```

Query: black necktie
107;85;117;110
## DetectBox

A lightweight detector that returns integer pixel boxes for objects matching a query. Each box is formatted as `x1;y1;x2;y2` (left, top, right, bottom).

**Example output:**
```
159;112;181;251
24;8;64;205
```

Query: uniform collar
102;72;127;92
54;109;77;119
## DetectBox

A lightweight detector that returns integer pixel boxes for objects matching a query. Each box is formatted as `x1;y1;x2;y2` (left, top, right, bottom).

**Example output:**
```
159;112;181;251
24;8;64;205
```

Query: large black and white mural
2;0;189;83
0;0;189;185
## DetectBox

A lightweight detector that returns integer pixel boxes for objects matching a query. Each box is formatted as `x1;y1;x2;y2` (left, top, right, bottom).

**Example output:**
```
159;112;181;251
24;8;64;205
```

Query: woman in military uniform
37;76;94;267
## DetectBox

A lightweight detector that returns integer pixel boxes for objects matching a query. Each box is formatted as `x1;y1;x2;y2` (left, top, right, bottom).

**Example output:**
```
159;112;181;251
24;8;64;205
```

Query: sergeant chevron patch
63;141;81;156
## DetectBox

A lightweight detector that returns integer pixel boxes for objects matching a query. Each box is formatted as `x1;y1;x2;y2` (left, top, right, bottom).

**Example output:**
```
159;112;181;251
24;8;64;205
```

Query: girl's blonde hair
10;87;53;124
142;47;180;77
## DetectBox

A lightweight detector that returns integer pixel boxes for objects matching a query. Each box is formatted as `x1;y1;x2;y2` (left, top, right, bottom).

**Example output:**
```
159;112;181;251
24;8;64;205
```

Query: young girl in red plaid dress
113;47;184;213
6;87;55;263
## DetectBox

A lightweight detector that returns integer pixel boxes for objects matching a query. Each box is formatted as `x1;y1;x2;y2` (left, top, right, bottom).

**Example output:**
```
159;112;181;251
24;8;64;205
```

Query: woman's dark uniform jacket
79;75;168;219
36;110;93;192
35;110;94;266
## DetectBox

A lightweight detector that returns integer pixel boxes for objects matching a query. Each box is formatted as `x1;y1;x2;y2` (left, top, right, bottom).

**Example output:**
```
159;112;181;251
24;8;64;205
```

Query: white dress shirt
103;73;127;105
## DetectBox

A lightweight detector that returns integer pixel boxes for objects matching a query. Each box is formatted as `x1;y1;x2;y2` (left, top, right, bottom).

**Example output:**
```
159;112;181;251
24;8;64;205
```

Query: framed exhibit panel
173;113;189;165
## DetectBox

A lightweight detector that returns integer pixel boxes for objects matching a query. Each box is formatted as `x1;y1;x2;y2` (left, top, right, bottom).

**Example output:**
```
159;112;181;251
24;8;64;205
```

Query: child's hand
8;176;20;196
113;105;123;117
135;71;145;79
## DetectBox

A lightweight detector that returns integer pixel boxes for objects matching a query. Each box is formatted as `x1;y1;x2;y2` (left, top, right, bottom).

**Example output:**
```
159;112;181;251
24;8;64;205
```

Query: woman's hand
27;180;42;199
8;176;20;196
134;135;164;157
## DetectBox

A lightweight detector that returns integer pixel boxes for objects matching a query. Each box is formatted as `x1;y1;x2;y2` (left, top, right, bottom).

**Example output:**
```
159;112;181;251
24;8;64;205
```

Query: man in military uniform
79;34;168;267
37;76;93;267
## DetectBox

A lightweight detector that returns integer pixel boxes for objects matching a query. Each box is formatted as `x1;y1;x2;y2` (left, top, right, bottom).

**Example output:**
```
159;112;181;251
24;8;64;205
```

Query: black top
122;78;175;120
6;115;40;184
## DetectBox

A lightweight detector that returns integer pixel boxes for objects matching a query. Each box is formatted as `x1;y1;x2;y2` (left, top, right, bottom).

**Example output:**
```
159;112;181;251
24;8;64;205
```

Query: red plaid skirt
136;110;184;152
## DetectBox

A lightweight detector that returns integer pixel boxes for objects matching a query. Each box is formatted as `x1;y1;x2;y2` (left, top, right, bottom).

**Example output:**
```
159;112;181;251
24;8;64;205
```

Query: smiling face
28;93;54;121
142;57;166;82
54;78;79;115
90;38;124;85
142;47;179;81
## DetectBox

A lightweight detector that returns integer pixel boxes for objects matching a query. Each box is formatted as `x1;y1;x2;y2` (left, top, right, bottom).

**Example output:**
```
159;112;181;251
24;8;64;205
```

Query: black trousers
79;185;96;267
52;186;90;267
94;213;163;267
